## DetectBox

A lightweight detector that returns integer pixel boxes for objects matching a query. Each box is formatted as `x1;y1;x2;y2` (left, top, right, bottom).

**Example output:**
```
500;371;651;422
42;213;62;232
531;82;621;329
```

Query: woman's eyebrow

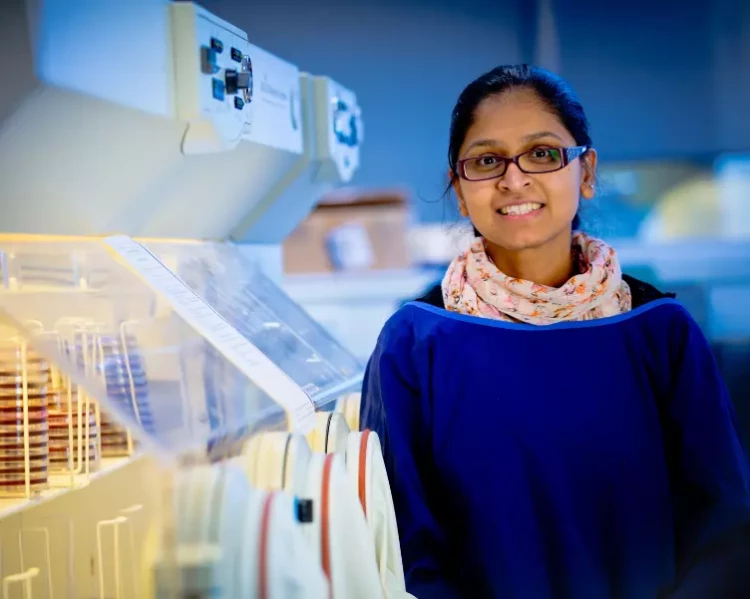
464;139;504;153
522;131;566;143
465;131;566;154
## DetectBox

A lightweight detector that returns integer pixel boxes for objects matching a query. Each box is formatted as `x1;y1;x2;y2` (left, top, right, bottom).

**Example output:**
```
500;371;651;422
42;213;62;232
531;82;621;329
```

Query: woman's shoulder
414;281;446;308
622;274;676;308
414;274;676;310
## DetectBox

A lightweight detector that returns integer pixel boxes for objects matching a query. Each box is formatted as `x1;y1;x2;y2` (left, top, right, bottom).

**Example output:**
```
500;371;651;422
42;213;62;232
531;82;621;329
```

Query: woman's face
453;90;597;252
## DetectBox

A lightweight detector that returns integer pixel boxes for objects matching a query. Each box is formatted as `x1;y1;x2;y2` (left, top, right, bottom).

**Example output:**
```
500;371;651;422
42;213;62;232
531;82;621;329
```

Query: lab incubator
0;1;405;597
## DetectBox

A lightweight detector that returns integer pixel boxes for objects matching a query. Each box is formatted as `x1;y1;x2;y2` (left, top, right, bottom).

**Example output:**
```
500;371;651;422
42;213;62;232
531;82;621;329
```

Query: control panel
240;43;303;155
171;3;253;154
310;76;363;183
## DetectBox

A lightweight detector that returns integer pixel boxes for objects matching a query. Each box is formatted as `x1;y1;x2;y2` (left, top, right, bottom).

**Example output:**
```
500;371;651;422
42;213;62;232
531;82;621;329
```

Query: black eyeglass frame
457;145;591;182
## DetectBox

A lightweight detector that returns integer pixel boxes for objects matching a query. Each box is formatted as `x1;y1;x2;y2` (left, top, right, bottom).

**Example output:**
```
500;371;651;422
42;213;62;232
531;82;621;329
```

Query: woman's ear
450;169;469;217
580;148;598;200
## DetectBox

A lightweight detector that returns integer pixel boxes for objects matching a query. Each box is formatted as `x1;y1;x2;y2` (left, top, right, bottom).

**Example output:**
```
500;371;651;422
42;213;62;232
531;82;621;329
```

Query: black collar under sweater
415;274;675;311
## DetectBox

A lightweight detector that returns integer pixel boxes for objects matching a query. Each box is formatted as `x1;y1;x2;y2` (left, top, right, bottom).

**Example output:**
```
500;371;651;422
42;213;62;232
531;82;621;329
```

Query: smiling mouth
497;202;544;216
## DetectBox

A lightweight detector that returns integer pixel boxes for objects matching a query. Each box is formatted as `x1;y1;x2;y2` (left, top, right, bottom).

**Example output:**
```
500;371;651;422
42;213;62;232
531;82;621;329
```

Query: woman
360;65;750;599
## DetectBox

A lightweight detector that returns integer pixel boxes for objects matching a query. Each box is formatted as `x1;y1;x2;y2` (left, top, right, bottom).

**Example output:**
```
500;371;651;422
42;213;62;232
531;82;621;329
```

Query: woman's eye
477;155;499;166
529;148;561;162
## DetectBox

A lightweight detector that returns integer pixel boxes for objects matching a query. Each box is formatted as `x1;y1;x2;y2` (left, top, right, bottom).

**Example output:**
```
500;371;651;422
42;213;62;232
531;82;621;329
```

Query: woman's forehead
464;92;574;150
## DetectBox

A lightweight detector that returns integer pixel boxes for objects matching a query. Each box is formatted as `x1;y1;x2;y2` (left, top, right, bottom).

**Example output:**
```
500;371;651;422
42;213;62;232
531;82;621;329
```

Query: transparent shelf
0;236;363;464
144;240;364;407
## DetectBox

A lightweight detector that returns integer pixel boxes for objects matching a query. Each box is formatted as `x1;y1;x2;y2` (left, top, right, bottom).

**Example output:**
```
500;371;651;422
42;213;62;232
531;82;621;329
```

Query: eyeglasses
457;145;590;182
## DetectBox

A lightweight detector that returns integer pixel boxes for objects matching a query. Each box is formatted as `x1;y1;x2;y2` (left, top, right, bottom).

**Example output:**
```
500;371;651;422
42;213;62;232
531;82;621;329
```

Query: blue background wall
205;0;750;222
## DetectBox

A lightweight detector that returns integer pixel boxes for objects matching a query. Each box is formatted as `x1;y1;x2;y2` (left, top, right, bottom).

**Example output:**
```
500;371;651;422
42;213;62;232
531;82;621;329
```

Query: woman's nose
498;162;532;191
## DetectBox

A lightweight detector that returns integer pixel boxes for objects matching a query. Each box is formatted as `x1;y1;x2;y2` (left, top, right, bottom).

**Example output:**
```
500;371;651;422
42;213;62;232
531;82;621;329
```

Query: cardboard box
283;190;411;274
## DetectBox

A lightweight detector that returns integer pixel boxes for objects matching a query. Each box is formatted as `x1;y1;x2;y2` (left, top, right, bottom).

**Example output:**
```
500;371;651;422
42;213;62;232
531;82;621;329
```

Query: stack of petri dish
99;333;151;457
48;373;100;473
0;340;49;496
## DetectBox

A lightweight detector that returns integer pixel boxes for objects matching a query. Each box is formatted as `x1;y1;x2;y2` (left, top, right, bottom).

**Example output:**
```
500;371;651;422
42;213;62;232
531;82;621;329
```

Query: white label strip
104;235;315;432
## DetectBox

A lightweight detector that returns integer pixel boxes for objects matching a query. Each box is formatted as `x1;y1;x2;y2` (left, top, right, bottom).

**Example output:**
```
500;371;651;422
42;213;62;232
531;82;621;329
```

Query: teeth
499;202;542;216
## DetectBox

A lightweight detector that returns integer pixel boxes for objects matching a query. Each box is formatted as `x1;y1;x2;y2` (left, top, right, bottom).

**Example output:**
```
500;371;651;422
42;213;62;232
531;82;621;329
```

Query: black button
212;78;225;101
234;96;244;110
210;37;224;53
296;498;314;523
225;69;238;94
230;47;242;63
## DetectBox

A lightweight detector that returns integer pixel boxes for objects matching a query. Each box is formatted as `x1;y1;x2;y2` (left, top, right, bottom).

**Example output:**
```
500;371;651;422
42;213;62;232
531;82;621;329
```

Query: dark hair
448;64;592;233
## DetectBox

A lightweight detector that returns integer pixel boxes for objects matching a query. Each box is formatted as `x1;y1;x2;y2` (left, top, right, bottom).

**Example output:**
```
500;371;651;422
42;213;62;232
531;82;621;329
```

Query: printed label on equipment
104;235;315;432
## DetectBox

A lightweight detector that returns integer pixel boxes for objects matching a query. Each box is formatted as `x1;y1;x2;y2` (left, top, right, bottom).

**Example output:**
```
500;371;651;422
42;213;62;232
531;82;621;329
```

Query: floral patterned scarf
441;232;632;325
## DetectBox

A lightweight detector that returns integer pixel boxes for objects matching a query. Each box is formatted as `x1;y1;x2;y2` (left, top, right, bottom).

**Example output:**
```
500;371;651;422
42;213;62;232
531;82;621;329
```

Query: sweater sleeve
360;311;464;599
665;313;750;598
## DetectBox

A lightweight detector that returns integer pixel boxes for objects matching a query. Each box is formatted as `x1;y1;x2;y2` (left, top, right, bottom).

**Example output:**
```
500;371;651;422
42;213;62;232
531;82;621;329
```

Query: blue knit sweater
361;299;750;598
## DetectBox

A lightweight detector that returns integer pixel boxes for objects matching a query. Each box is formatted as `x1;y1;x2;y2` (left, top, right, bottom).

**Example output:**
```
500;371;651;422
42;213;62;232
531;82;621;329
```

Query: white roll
307;411;351;455
236;432;313;496
336;392;361;432
258;491;328;599
345;431;413;598
171;464;257;597
301;452;383;598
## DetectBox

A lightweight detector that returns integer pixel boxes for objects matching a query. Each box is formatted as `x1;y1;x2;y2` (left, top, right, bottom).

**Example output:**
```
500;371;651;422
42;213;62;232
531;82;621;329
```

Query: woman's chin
481;218;574;253
485;230;552;252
